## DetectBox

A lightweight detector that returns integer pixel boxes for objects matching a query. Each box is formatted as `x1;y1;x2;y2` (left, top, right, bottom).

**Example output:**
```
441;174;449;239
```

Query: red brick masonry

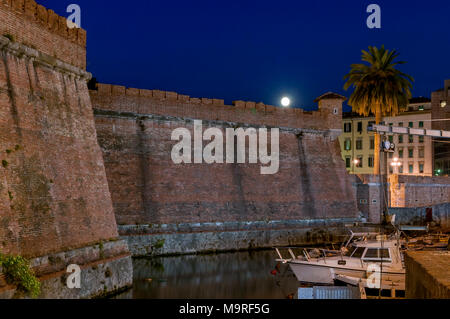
91;85;359;228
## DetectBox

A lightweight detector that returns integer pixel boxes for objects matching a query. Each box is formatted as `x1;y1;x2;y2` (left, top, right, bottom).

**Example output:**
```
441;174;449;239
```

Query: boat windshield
343;246;365;258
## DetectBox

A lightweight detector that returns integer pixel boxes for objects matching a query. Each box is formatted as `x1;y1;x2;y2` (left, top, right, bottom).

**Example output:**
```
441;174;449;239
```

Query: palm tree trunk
373;107;381;175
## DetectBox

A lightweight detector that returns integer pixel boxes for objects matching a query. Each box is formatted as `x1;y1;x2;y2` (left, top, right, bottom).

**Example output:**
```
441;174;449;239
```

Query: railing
275;247;342;263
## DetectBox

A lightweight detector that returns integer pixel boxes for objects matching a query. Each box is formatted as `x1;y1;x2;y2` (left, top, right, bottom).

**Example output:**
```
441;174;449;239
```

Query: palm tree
344;45;414;175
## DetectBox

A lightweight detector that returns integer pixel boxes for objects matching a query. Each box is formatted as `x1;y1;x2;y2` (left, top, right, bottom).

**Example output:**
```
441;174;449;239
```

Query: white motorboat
275;234;405;286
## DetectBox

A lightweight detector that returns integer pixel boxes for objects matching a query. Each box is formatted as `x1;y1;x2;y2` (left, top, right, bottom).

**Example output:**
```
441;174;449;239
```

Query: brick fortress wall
0;0;86;69
0;2;131;298
91;84;360;254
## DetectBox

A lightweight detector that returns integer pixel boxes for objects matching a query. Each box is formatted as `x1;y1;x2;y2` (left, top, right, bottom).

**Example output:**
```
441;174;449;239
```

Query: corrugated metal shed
297;286;361;299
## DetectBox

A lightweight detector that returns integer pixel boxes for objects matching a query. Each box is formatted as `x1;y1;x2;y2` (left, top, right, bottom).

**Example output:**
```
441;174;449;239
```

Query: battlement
91;83;345;131
0;0;86;68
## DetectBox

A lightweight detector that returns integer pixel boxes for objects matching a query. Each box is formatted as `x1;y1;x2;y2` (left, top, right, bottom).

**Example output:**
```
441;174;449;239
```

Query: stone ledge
0;35;91;80
119;218;361;236
93;108;337;136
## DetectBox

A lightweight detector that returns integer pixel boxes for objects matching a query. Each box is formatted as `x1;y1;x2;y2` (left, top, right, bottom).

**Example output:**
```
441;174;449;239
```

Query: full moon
281;97;291;107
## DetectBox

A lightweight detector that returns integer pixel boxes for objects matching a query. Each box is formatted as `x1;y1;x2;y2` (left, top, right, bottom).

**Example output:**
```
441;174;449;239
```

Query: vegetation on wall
0;254;41;298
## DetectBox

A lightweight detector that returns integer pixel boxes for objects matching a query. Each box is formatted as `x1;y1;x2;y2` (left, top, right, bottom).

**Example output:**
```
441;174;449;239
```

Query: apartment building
431;80;450;176
339;99;433;176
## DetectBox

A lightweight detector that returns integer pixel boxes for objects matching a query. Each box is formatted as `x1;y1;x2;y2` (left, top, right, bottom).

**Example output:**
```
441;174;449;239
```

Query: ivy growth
0;254;41;298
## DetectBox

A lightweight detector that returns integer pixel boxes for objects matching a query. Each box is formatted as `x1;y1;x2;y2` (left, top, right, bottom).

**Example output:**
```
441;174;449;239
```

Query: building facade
432;80;450;176
339;99;433;176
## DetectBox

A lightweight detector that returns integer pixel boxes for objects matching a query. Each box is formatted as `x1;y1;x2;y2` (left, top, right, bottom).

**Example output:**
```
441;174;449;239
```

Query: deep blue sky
39;0;449;111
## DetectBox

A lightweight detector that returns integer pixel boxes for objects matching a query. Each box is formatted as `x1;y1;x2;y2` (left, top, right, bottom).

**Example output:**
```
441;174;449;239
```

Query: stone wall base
119;219;361;257
0;240;133;299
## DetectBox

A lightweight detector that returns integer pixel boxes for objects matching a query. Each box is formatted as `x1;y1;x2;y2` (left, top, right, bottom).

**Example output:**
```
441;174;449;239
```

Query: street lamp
390;157;402;169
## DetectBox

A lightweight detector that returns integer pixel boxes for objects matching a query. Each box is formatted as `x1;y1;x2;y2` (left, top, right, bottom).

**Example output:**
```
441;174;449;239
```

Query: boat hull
288;261;404;285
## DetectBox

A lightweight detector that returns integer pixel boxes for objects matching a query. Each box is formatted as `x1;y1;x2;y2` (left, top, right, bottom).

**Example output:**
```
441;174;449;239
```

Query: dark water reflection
115;250;299;299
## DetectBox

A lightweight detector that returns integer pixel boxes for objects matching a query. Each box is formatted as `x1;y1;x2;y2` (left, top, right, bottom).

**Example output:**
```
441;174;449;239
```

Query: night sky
39;0;450;111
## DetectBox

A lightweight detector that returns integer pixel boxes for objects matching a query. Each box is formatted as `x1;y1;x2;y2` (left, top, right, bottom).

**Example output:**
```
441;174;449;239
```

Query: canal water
115;250;299;299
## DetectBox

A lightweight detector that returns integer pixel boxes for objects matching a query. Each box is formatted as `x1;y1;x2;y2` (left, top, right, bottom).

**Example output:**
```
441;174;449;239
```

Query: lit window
344;139;352;151
441;100;447;108
356;156;363;168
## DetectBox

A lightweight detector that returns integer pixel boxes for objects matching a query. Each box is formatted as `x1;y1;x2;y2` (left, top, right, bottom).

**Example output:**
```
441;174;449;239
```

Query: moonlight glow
281;97;291;107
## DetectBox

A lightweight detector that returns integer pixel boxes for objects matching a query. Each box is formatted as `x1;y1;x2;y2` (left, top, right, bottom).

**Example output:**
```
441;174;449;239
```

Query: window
408;148;414;158
357;122;363;132
345;157;351;168
389;166;393;174
419;148;424;158
399;165;404;174
419;163;424;174
370;138;375;150
441;100;447;108
398;135;403;144
419;121;424;128
419;105;425;111
389;135;394;143
362;248;391;262
389;123;393;127
368;156;374;168
408;122;414;128
419;136;424;143
367;121;375;132
356;139;363;150
409;135;414;143
344;122;352;133
398;122;403;127
356;156;363;168
409;164;414;174
344;139;352;151
399;148;404;158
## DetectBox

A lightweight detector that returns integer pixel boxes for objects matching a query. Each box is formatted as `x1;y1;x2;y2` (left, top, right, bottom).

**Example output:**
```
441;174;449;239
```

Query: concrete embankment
119;218;361;256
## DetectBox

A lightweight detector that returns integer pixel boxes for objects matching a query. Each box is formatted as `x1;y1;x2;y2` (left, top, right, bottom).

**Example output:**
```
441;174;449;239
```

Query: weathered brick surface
92;89;358;227
0;48;118;259
0;0;86;69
